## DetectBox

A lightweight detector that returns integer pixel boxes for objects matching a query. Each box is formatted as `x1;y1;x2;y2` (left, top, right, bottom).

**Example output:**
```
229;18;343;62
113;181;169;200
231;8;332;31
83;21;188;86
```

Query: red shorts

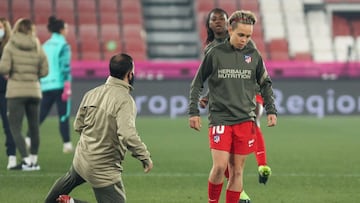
256;94;264;105
208;121;256;155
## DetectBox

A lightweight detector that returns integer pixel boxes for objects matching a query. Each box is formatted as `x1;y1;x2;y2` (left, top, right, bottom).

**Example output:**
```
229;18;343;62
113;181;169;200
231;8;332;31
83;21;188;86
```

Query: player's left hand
189;116;202;131
267;114;277;127
142;158;153;173
199;97;208;108
61;81;72;101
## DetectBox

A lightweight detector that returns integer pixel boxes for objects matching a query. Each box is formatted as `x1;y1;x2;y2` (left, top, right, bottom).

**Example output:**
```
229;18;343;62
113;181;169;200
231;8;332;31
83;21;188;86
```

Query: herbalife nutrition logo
218;68;252;79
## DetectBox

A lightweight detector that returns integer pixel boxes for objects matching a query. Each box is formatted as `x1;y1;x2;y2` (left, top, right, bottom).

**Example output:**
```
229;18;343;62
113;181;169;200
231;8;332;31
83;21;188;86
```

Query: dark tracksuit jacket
189;38;277;126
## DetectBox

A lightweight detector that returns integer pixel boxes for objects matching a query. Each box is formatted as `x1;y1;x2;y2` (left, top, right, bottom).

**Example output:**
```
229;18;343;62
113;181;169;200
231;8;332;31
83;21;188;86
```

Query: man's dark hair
109;53;133;80
47;16;65;33
205;8;228;45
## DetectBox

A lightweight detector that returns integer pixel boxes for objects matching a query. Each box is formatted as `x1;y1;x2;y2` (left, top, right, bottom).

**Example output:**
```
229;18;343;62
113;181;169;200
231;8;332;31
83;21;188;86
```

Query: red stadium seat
36;24;51;44
78;25;101;60
217;0;238;14
11;0;31;23
123;25;144;40
268;39;290;61
120;0;142;13
121;12;144;25
76;0;96;13
332;15;351;36
76;0;97;25
81;45;101;60
78;25;99;45
350;18;360;36
98;0;121;25
124;39;146;53
196;0;216;13
293;52;313;61
238;0;260;11
252;36;267;60
101;24;123;60
78;12;97;25
33;0;53;24
0;0;11;20
55;0;75;24
100;13;119;25
99;0;118;13
120;0;143;26
122;24;147;61
66;24;79;60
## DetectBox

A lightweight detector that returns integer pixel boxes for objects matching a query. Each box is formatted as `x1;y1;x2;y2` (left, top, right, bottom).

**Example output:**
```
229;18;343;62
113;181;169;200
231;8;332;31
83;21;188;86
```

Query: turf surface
0;116;359;203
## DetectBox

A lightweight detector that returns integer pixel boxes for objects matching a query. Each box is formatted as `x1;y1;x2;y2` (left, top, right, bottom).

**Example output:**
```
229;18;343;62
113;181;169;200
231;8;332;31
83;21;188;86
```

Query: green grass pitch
0;116;359;203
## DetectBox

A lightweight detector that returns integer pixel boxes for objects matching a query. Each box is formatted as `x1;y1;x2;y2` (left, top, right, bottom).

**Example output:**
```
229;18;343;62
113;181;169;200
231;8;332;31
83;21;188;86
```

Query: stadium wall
71;79;360;118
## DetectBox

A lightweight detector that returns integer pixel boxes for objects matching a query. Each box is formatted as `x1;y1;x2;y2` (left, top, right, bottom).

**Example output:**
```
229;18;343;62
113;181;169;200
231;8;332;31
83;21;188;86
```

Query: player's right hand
267;114;277;127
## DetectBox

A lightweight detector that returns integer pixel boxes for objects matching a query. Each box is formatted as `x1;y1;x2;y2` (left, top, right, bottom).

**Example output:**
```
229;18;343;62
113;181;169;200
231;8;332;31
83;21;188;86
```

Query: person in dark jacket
0;17;17;169
188;10;277;203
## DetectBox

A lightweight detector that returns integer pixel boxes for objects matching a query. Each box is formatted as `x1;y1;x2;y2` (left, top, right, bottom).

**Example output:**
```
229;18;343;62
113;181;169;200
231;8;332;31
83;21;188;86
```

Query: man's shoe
258;165;271;184
56;195;73;203
239;190;251;203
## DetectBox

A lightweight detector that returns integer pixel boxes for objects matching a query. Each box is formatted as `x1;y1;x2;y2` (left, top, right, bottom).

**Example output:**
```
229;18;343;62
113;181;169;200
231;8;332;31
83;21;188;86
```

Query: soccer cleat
239;190;251;203
56;195;73;203
258;165;271;184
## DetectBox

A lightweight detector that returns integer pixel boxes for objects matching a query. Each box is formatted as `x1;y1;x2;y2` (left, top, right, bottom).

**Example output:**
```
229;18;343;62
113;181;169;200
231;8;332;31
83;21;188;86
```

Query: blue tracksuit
41;33;71;91
39;33;72;143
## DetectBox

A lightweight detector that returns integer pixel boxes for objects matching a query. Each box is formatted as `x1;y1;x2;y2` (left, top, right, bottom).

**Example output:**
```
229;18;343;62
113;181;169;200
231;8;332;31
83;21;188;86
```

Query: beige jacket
0;32;48;98
73;76;151;188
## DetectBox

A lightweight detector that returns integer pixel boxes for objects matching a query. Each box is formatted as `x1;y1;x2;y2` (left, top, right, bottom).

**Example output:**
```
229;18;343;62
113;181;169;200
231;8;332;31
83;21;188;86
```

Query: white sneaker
63;142;74;153
25;137;31;149
31;163;41;171
7;155;17;169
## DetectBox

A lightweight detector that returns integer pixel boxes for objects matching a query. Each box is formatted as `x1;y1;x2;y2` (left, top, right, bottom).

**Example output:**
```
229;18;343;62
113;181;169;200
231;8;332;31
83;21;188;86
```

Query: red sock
226;190;241;203
255;126;267;166
224;166;229;179
208;181;223;203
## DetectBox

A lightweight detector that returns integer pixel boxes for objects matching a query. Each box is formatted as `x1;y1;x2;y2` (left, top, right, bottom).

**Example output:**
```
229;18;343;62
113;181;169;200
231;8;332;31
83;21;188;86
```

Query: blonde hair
12;18;41;52
228;10;257;29
12;18;34;35
0;17;11;55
